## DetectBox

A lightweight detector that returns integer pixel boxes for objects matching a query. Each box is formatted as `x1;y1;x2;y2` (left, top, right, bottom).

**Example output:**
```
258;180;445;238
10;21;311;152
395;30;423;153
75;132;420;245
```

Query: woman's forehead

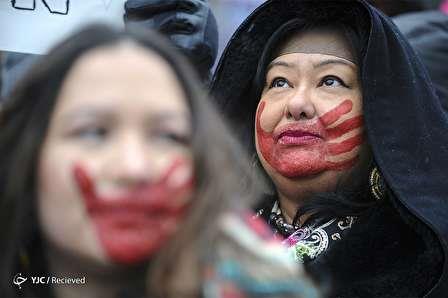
274;26;356;64
52;43;189;119
268;52;357;72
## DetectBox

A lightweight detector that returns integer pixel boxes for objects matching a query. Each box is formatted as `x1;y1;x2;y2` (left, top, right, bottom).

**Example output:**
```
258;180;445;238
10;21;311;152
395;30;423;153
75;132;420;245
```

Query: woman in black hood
211;0;448;297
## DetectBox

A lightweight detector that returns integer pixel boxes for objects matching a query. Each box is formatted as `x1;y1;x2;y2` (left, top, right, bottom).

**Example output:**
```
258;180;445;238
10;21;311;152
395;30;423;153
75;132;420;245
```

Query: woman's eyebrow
267;58;356;73
148;112;190;123
58;108;115;123
313;58;356;69
266;60;293;72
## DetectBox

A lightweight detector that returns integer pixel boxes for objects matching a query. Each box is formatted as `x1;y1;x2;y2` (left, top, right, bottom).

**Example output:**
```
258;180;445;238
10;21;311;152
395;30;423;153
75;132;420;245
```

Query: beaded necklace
267;201;300;237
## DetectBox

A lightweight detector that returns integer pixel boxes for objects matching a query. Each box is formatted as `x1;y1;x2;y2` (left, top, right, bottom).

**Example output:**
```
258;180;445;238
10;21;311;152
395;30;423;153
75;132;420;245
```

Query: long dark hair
0;25;261;298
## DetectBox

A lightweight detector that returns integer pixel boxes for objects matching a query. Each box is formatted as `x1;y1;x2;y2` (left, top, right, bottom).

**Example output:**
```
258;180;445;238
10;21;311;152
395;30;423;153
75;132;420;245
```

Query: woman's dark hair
251;9;378;225
0;25;261;297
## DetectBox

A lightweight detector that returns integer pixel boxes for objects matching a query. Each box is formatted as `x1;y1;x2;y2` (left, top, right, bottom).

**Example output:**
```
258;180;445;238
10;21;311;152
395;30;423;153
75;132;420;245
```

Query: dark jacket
211;0;448;297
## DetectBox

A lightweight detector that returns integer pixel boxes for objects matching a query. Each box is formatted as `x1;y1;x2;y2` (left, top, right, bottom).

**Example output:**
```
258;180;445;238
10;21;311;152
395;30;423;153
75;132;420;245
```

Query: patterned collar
256;200;356;263
283;216;355;262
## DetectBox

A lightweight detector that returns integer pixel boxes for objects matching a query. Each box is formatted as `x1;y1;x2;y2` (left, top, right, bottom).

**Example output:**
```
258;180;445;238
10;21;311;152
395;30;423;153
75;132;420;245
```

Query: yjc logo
31;276;47;284
12;273;27;289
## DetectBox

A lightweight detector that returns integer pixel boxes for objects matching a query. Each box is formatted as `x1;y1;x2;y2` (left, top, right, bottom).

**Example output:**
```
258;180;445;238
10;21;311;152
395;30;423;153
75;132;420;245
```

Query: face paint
73;159;193;264
256;100;364;177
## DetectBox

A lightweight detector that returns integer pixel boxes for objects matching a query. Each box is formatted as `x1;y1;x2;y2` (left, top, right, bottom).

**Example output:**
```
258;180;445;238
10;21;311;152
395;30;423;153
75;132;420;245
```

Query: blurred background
1;0;447;97
209;0;264;65
209;0;445;64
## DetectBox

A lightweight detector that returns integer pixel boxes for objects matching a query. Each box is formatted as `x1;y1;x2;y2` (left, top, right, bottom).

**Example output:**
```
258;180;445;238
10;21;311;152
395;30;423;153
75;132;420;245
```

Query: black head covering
393;10;448;113
211;0;448;296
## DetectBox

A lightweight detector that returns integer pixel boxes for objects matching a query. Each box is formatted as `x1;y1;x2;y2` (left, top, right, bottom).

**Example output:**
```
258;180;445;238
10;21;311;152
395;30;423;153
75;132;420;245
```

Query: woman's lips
277;131;322;146
274;123;324;146
85;190;189;217
94;209;169;231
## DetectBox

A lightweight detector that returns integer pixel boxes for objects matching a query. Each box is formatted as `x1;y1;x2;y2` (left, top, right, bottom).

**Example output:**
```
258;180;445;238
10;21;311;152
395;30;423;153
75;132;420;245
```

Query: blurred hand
124;0;218;80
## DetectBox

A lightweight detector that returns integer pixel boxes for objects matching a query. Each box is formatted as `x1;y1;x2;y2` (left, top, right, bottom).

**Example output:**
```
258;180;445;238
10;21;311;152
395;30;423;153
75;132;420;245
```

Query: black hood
393;10;448;113
211;0;448;296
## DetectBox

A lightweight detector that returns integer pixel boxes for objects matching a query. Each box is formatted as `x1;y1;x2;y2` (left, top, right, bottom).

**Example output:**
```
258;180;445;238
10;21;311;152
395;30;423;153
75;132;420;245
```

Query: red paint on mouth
274;123;323;146
73;159;193;265
256;99;364;177
278;134;321;146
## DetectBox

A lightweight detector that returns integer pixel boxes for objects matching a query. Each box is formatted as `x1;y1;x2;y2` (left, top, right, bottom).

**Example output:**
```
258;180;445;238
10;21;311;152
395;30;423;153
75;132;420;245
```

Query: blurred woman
0;25;317;298
211;0;448;297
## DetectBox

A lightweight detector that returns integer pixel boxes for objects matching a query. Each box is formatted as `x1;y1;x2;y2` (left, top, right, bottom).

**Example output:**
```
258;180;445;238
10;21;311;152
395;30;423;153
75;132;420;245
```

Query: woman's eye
73;127;108;141
269;77;291;89
320;76;347;88
153;131;190;145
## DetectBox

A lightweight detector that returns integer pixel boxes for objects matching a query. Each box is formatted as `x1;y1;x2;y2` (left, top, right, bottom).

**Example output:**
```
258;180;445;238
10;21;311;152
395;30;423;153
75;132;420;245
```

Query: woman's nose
106;134;153;187
285;89;316;121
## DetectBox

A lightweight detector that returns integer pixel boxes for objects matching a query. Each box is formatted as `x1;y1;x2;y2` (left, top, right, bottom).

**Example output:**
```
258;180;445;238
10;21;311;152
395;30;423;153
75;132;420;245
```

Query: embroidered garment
256;201;355;263
283;216;355;262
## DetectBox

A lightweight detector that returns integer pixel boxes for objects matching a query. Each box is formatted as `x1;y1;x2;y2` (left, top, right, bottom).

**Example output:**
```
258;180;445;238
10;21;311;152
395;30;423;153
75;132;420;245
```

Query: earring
369;166;386;201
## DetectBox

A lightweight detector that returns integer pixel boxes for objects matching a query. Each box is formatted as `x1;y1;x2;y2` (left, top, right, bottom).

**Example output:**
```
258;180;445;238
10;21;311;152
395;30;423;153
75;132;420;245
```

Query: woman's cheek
37;145;107;264
257;99;285;133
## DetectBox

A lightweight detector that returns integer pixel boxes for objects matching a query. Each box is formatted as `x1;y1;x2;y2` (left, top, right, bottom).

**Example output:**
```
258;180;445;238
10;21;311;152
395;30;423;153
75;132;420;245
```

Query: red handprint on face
256;99;364;178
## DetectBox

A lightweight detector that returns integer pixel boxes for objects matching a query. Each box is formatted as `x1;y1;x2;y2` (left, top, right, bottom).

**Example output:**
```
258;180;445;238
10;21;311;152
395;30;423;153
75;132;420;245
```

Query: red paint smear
328;133;365;155
320;99;353;126
326;115;363;140
256;100;364;178
73;159;193;265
